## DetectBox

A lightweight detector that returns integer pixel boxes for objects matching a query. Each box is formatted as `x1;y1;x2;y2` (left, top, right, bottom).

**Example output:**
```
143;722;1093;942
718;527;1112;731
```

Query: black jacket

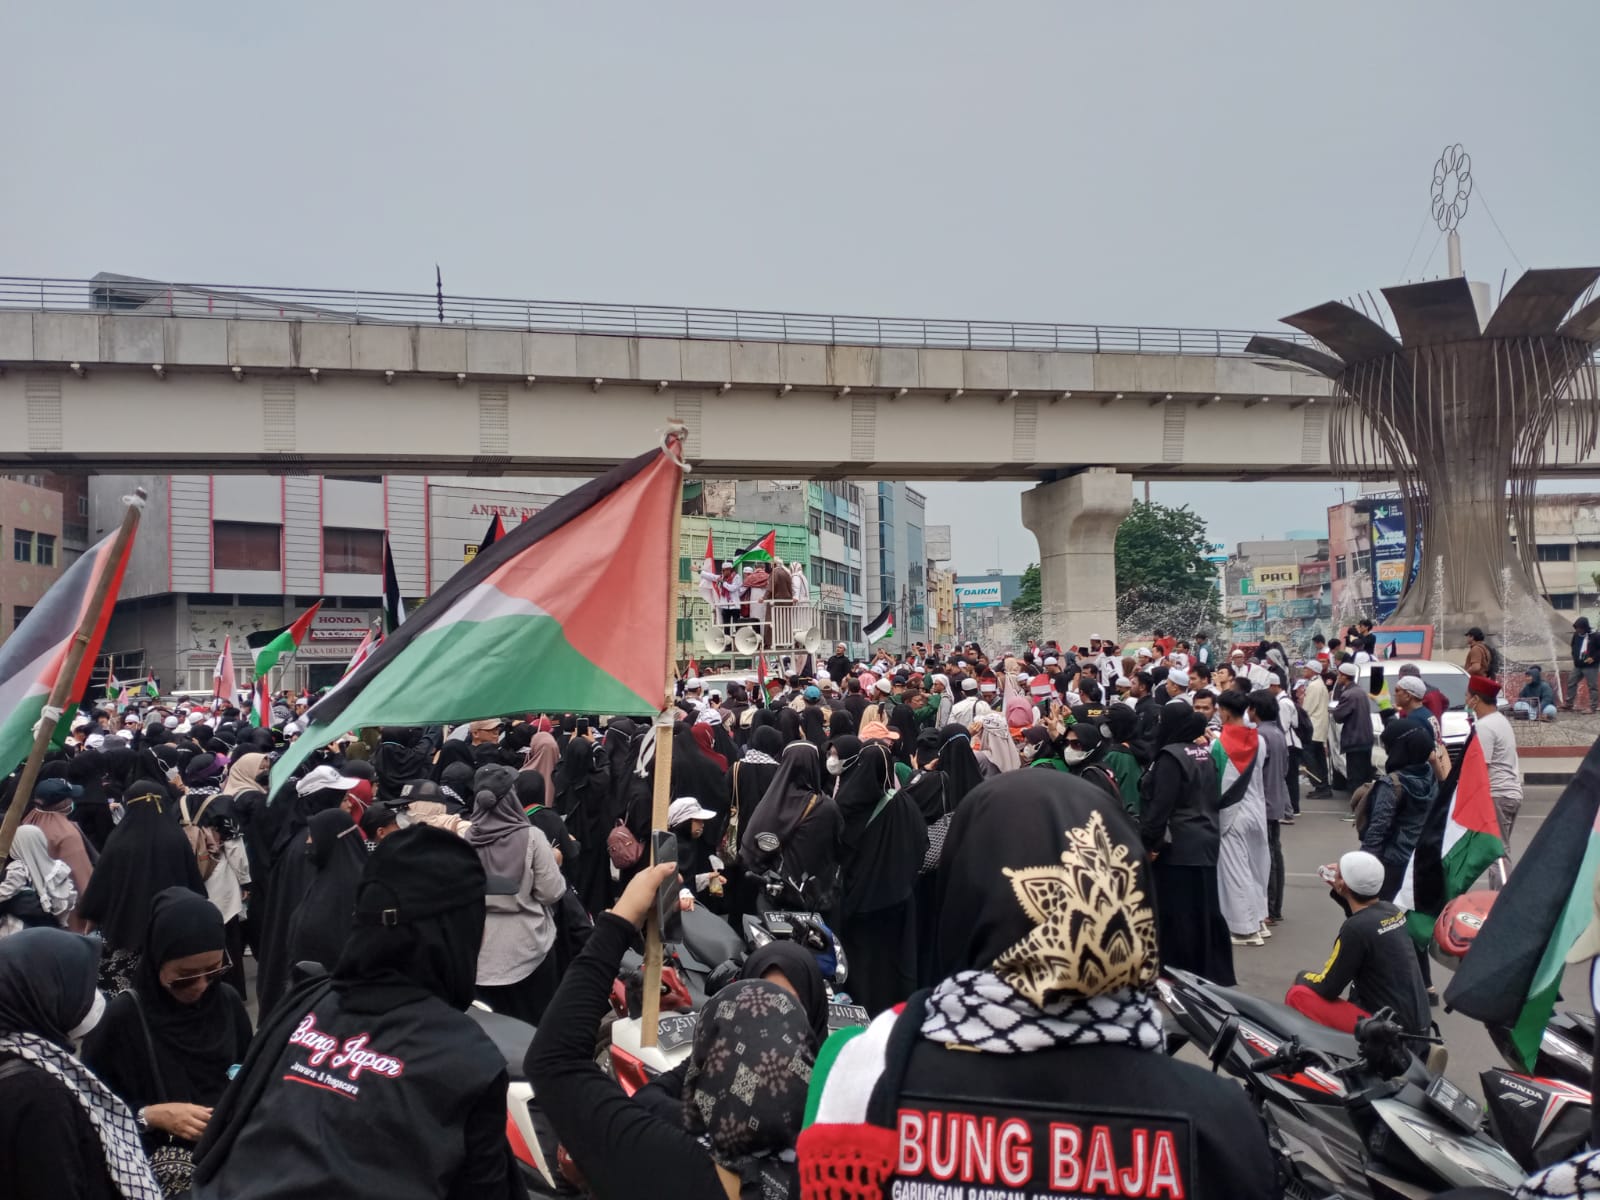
1139;742;1220;867
0;1055;119;1200
1574;630;1599;668
877;1021;1276;1200
191;981;514;1200
826;654;854;684
1359;768;1433;874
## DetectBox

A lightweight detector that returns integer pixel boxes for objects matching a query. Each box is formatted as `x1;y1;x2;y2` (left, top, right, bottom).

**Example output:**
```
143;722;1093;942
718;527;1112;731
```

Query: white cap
874;677;893;695
1301;660;1320;674
961;677;978;692
1396;675;1428;699
164;715;180;729
1136;647;1152;658
684;677;703;690
283;720;304;737
1168;669;1190;689
1115;676;1132;688
721;561;733;569
85;733;106;749
295;764;360;795
668;796;718;826
1338;850;1386;898
70;714;90;731
1089;634;1102;641
115;728;134;741
1338;662;1360;678
816;668;831;682
695;708;722;726
707;690;722;701
123;712;140;725
1230;648;1246;658
1043;656;1059;666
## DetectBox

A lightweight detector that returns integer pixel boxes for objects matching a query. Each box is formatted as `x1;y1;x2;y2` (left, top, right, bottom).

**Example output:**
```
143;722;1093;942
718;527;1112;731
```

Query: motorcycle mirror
1208;1017;1239;1074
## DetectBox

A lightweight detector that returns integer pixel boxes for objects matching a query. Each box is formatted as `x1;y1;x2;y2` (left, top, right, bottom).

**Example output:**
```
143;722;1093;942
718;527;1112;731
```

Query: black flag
382;534;405;635
478;513;506;555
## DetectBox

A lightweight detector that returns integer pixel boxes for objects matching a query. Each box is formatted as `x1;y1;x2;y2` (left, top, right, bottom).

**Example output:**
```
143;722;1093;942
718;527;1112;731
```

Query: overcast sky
6;2;1599;572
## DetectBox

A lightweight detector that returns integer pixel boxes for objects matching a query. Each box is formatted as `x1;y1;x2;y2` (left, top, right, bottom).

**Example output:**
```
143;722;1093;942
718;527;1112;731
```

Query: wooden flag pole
0;488;146;860
641;427;688;1049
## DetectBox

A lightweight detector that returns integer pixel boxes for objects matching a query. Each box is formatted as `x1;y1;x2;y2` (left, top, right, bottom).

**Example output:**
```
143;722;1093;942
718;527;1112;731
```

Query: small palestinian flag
731;530;777;569
269;442;682;794
1445;736;1598;1068
383;535;405;635
864;606;894;645
103;674;121;700
247;603;323;680
478;513;506;555
1396;730;1504;947
144;676;159;698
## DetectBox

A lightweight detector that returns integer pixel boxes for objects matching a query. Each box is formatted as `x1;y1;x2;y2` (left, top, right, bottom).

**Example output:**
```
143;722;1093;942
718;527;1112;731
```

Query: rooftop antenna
1431;144;1472;278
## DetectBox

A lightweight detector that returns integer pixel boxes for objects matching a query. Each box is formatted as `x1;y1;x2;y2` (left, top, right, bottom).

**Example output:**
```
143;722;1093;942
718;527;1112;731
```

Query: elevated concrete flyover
0;273;1595;639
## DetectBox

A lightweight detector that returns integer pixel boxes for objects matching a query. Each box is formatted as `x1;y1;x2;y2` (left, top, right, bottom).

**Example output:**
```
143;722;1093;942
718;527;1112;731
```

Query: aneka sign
954;581;1003;609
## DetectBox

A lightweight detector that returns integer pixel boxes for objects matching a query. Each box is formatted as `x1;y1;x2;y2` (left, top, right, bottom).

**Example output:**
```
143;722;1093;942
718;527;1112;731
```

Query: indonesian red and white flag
213;636;235;702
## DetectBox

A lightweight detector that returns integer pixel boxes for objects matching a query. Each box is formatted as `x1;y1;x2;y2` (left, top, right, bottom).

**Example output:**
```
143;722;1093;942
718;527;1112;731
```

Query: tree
1114;500;1220;625
1012;563;1041;615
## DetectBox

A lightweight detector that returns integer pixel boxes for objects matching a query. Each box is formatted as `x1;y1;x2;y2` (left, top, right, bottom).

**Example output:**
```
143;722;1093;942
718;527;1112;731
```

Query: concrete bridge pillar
1021;469;1133;645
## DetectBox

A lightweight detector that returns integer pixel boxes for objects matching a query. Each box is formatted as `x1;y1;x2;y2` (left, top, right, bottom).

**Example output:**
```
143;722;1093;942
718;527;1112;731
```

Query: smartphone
651;830;682;942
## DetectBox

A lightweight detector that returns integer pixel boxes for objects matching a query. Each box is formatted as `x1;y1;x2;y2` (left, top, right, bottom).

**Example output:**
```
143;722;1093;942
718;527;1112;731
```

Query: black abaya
76;784;205;953
283;809;369;977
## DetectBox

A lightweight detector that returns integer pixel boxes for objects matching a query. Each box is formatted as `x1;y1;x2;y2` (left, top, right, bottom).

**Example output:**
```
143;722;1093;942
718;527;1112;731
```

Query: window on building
13;529;32;563
1580;541;1600;552
13;606;32;629
847;527;859;550
1537;543;1574;562
808;511;821;536
34;533;54;568
77;495;88;517
679;556;693;582
213;521;282;572
323;527;384;574
676;617;695;643
1547;592;1578;610
1335;554;1347;580
849;571;861;594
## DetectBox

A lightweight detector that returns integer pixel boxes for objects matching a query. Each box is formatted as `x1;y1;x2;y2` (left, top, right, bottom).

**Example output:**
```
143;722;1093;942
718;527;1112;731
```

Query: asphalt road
1223;783;1577;1100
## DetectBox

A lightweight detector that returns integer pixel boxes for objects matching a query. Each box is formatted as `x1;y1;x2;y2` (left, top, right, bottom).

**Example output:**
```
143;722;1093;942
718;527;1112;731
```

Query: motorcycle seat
468;1007;535;1082
1208;984;1361;1061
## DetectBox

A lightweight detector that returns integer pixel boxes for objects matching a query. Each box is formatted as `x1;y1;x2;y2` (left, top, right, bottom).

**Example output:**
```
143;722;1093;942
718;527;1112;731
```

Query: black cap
359;803;399;838
397;779;442;806
352;825;485;926
34;778;83;803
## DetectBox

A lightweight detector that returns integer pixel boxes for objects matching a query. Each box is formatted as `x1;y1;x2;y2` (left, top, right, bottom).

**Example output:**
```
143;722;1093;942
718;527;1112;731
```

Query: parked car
1327;659;1476;787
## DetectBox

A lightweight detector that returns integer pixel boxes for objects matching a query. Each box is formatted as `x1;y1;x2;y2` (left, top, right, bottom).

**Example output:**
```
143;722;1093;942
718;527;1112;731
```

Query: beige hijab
521;732;560;808
223;752;269;797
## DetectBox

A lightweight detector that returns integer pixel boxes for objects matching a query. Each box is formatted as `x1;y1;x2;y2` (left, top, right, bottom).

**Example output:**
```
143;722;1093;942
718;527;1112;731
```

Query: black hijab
887;701;918;757
671;722;728;819
739;741;825;868
1156;700;1200;748
731;727;784;824
935;725;984;809
283;809;369;975
935;771;1158;1002
85;887;250;1107
76;779;206;951
900;729;950;823
0;927;99;1045
835;740;926;918
739;942;829;1047
799;703;828;748
827;709;857;738
776;707;803;744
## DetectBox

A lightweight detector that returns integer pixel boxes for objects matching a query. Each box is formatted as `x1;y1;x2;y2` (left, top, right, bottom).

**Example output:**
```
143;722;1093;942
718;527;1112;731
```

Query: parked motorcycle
1157;968;1524;1197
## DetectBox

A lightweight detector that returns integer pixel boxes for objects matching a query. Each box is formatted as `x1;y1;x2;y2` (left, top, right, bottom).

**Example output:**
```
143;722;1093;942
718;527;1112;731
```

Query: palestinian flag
250;676;272;729
248;603;323;680
143;674;159;698
1445;736;1600;1069
382;535;405;635
0;531;136;778
269;443;682;793
1211;725;1259;806
864;606;894;645
731;530;777;569
478;513;506;555
103;674;121;700
213;635;236;702
1396;730;1504;946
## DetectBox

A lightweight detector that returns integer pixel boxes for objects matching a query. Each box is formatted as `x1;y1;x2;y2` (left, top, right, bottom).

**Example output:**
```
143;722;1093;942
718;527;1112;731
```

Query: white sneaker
1231;932;1265;947
1258;924;1273;939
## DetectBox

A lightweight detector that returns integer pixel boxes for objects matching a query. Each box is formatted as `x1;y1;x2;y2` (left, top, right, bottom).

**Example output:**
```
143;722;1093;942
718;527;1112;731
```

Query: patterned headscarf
683;980;814;1200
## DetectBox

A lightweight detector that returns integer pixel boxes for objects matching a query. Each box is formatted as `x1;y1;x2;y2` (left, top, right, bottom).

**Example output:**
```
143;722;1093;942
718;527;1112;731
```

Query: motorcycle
1430;889;1594;1170
467;1003;571;1195
1157;968;1524;1197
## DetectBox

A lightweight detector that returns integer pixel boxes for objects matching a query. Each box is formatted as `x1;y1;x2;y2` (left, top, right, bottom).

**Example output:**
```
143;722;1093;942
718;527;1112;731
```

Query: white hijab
7;825;77;916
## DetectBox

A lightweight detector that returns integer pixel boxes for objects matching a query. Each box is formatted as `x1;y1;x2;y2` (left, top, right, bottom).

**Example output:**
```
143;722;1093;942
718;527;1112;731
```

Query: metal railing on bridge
0;274;1318;357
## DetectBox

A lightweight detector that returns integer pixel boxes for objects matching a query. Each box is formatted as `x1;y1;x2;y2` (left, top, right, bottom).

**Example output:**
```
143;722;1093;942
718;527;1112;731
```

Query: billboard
954;580;1003;608
1252;565;1300;590
1369;501;1417;620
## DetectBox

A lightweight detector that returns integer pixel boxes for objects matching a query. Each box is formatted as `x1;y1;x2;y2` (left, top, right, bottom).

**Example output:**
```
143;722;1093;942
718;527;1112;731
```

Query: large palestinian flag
731;529;777;569
0;531;137;777
1445;736;1600;1069
247;604;322;679
1395;730;1504;946
864;606;895;645
269;445;682;792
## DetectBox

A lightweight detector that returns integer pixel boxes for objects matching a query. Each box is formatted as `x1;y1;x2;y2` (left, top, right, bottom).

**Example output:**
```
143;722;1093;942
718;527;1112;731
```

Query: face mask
1020;743;1041;762
826;756;843;775
1063;748;1090;765
67;990;106;1042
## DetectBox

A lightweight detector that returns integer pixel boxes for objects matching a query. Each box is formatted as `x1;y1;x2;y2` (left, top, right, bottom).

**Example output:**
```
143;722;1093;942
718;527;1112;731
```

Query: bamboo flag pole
0;488;146;860
641;426;688;1049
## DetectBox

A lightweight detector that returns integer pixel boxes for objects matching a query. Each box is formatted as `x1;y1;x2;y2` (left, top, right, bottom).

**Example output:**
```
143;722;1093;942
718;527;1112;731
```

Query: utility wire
1473;184;1525;271
1396;213;1432;281
1417;228;1446;278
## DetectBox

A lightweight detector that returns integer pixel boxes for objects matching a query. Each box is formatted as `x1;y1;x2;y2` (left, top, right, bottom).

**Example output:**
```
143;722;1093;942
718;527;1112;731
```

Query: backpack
1485;642;1502;679
1294;702;1315;748
178;794;222;881
606;819;643;869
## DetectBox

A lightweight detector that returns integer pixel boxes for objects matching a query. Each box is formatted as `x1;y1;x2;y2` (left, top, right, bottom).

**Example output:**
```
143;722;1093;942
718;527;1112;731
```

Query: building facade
0;476;66;644
1221;538;1332;650
863;482;928;652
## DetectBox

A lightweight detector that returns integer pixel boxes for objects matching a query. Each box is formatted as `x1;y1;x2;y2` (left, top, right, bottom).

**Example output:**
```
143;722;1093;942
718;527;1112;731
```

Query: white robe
1217;747;1271;936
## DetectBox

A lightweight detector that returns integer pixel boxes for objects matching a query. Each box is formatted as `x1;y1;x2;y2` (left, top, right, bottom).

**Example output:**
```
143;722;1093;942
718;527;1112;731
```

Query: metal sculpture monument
1249;146;1600;639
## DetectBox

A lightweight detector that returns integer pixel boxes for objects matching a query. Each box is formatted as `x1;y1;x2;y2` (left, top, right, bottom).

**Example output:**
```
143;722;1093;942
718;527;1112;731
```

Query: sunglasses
167;951;233;989
1064;739;1083;749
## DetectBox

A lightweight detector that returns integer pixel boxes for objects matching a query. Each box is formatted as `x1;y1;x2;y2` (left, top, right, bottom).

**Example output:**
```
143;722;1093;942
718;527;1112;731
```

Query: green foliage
1114;501;1220;623
1012;563;1041;615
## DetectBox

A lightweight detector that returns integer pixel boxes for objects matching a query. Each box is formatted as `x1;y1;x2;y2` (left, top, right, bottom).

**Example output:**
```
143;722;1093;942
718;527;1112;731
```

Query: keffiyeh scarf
922;969;1163;1055
0;1031;162;1200
1520;1150;1600;1199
